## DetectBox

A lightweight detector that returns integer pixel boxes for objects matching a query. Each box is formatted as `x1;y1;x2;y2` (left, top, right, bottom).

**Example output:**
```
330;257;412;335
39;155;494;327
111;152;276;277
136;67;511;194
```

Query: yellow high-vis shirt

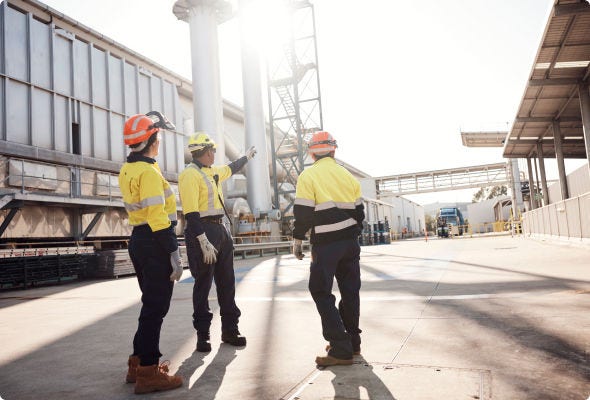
118;160;177;232
178;163;232;218
293;157;364;244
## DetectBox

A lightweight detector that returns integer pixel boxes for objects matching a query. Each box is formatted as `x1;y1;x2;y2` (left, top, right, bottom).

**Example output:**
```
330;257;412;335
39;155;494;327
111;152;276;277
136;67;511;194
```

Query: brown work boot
126;355;140;383
315;355;353;366
134;361;182;394
325;344;361;356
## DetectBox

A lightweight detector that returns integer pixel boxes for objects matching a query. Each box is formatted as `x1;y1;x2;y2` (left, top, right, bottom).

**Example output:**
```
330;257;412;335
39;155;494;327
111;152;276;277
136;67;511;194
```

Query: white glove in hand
169;249;184;282
292;239;304;260
197;233;218;264
245;146;257;160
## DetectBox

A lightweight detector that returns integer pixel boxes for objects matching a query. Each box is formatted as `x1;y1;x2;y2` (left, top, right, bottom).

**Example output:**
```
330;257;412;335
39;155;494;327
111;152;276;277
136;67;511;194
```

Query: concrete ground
0;235;589;400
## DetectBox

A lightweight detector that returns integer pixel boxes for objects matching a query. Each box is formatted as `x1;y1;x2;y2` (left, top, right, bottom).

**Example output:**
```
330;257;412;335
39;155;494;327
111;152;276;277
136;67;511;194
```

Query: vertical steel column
552;120;569;201
526;157;535;210
509;159;523;219
0;2;5;141
533;155;542;208
536;142;549;206
173;0;232;163
578;84;590;173
238;0;272;215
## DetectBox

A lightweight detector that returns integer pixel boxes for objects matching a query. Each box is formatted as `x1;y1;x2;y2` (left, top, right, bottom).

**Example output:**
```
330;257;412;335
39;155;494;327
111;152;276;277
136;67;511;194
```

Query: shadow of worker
177;345;237;399
328;356;397;400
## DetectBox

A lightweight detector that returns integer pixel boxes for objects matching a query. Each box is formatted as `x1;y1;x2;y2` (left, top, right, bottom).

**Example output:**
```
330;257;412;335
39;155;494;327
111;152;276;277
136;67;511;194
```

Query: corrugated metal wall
0;1;185;174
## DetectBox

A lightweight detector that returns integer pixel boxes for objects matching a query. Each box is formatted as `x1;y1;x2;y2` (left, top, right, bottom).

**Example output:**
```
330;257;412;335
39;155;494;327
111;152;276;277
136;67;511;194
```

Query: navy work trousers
186;222;241;334
309;237;361;359
128;225;174;366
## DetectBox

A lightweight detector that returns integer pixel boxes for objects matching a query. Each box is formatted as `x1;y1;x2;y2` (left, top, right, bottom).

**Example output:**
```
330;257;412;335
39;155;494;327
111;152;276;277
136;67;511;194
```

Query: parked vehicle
437;207;465;237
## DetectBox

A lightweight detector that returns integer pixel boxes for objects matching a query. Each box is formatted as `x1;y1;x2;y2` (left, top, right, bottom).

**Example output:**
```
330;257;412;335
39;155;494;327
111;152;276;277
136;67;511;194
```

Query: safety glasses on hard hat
145;110;176;131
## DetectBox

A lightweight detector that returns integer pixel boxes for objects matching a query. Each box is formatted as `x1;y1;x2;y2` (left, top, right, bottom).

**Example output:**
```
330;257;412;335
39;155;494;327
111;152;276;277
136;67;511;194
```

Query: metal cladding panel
53;34;72;96
73;39;90;102
80;102;92;156
124;62;138;115
163;81;174;123
30;18;51;89
54;95;68;152
138;73;150;113
110;113;124;163
93;108;108;159
164;130;175;172
581;193;590;238
6;80;29;144
0;78;4;140
151;76;162;112
565;197;581;238
5;6;27;82
108;55;123;113
32;89;52;148
0;4;4;76
91;46;107;108
176;129;184;172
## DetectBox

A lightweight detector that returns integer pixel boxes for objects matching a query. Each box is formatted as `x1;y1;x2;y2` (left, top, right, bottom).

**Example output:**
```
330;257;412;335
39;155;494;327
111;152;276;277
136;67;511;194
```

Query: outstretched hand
246;146;257;160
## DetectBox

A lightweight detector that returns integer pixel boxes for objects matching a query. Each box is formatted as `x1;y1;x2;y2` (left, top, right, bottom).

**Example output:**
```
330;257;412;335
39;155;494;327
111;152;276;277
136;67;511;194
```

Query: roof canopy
503;0;590;159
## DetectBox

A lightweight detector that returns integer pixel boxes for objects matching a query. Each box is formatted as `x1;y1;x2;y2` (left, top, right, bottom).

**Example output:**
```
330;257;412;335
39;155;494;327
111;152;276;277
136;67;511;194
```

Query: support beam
78;211;103;241
579;84;590;173
515;116;581;123
526;157;535;210
528;78;581;86
0;208;20;237
537;143;549;206
533;156;542;208
552;121;569;201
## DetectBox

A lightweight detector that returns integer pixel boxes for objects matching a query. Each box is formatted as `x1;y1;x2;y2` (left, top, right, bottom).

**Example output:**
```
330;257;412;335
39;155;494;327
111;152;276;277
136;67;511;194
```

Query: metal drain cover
282;362;492;400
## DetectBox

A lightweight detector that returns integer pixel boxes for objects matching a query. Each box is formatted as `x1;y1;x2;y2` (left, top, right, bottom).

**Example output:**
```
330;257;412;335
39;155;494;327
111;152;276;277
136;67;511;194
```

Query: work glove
197;233;218;264
245;146;257;160
169;248;184;282
292;239;304;260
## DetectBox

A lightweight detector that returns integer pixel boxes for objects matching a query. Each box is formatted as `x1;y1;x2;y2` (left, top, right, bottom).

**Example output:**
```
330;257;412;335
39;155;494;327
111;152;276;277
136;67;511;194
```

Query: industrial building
0;0;421;286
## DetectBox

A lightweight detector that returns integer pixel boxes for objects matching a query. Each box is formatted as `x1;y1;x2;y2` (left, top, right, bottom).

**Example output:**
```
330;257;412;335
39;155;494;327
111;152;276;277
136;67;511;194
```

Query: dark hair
129;132;159;155
313;152;334;161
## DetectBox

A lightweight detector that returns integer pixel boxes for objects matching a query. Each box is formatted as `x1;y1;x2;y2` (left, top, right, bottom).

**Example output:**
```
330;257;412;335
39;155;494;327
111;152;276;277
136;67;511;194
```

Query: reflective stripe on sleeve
314;218;358;234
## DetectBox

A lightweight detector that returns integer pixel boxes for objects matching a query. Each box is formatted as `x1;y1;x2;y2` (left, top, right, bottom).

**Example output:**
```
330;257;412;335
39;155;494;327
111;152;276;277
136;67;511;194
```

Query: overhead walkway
375;162;508;196
1;236;588;399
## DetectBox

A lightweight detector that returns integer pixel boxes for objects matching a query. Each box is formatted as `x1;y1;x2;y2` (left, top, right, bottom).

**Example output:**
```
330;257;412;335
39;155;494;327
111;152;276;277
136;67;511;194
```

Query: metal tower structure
266;0;323;215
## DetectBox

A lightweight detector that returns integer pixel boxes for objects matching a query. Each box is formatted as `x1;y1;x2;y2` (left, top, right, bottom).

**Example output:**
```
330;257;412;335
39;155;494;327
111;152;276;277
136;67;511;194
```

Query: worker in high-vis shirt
178;132;256;352
292;131;365;367
118;111;183;394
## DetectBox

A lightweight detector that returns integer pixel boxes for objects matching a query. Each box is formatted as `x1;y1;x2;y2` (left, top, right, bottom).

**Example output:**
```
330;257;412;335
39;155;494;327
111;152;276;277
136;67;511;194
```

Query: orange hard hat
308;131;337;155
123;111;175;146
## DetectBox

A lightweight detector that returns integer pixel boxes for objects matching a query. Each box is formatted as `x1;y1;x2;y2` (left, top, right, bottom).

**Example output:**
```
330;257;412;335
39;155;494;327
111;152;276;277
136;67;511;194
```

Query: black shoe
196;332;211;352
221;330;247;347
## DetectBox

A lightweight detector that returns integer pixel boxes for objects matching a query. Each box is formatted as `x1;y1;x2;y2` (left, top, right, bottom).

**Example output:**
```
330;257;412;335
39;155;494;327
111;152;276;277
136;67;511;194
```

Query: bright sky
39;0;583;204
